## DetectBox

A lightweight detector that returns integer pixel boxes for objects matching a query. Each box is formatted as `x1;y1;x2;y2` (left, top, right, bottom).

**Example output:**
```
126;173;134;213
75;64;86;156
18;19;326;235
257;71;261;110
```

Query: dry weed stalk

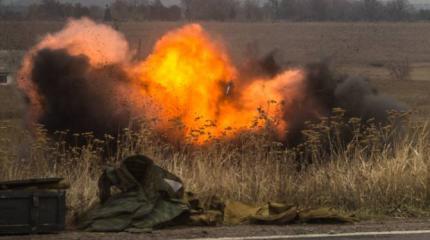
386;58;411;81
0;112;429;221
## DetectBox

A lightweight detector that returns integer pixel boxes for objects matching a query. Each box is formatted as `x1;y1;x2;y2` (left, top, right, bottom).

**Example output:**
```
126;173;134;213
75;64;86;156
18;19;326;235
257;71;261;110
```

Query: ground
1;219;430;240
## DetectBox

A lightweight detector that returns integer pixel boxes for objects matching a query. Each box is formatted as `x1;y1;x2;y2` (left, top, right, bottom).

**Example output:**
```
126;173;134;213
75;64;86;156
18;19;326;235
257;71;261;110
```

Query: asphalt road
298;234;430;240
2;231;430;240
185;231;430;239
0;219;430;240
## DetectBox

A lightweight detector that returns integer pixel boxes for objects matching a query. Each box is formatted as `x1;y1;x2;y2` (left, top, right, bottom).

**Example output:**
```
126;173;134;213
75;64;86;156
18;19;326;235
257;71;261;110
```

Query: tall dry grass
0;111;429;222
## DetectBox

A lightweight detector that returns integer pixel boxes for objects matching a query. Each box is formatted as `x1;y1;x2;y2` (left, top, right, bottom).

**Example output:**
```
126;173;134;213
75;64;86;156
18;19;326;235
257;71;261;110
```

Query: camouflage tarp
80;155;355;232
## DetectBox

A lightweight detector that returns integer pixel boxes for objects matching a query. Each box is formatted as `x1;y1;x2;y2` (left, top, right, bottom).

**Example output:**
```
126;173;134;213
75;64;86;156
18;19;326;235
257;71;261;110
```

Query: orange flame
133;24;304;143
19;19;305;144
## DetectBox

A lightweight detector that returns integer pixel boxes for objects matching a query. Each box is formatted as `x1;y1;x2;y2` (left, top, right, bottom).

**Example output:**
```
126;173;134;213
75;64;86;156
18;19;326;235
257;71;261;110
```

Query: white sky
3;0;429;7
3;0;180;6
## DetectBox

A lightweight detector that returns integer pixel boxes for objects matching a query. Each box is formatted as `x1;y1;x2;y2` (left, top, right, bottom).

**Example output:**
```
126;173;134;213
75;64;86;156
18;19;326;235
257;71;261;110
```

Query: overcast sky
2;0;179;6
2;0;429;7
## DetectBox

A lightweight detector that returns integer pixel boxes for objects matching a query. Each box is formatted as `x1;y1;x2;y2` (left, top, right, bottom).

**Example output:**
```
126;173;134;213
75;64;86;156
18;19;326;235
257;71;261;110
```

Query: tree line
1;0;430;22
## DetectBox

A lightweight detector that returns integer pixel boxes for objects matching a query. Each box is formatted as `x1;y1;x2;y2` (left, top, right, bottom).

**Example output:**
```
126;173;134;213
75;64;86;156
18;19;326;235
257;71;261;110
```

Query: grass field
1;21;430;223
3;22;430;64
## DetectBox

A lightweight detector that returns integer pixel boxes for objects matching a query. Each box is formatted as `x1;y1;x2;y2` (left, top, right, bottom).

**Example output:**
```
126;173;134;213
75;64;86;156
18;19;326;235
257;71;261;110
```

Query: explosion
131;24;304;142
19;19;304;144
18;18;132;124
18;18;405;145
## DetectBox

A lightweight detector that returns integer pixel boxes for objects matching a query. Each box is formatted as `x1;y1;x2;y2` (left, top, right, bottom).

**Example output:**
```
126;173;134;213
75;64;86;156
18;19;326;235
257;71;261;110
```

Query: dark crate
0;190;65;234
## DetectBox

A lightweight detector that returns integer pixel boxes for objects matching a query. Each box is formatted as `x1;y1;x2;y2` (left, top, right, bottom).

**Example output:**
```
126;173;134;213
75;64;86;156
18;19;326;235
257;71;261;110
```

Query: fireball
19;18;305;144
133;24;304;143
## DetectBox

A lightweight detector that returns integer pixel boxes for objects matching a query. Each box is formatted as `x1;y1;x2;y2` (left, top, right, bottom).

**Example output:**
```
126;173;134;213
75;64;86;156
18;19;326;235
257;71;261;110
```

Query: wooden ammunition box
0;178;66;234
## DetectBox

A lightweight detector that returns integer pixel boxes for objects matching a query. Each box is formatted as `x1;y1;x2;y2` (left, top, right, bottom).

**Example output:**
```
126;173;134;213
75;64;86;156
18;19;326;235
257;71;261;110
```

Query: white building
0;72;13;86
0;50;25;86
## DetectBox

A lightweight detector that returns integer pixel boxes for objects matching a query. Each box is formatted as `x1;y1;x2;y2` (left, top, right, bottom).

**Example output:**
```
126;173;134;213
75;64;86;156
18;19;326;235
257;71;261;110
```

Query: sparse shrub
386;58;411;81
0;112;429;224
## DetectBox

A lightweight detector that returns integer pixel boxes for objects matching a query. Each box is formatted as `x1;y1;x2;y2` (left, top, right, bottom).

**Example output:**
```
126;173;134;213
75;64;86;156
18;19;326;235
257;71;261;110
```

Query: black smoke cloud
245;53;407;146
30;48;132;139
25;48;407;149
302;63;407;122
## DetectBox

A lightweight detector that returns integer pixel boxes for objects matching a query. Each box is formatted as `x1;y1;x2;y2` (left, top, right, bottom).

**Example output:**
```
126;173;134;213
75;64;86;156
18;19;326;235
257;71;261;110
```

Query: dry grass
1;21;430;222
386;58;412;82
0;86;25;120
1;112;429;221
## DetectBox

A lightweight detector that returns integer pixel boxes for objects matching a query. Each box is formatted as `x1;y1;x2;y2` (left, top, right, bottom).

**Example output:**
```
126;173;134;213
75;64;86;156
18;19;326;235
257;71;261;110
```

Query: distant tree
133;0;149;20
111;0;129;21
385;0;413;21
324;0;357;21
27;0;65;20
0;0;3;17
13;0;425;22
71;3;90;18
242;0;264;21
104;4;113;21
180;0;238;21
180;0;191;20
361;0;384;21
279;0;299;20
89;5;104;20
307;0;328;20
418;9;430;20
267;0;280;21
212;0;239;21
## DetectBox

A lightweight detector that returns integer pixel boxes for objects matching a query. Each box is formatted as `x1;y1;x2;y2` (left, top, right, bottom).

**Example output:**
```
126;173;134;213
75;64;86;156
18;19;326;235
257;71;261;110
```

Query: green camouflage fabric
80;155;355;232
80;155;188;232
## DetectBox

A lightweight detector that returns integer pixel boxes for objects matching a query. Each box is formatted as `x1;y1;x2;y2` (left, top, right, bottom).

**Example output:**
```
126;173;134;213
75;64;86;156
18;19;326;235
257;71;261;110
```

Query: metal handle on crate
31;193;39;232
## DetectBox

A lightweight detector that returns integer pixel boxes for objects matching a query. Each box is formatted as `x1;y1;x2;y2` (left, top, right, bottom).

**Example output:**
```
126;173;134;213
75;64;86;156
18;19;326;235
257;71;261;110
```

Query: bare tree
180;0;191;19
267;0;279;21
361;0;384;21
307;0;329;20
279;0;299;20
0;0;3;17
103;4;113;21
181;0;238;21
241;0;264;21
111;0;131;21
385;0;413;21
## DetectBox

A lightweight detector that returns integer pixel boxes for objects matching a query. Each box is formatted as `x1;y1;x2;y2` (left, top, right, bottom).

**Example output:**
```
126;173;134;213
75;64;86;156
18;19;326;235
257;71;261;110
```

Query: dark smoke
334;75;407;122
295;63;405;146
240;50;283;79
30;48;132;139
26;47;407;152
247;58;407;146
303;63;407;121
248;52;407;122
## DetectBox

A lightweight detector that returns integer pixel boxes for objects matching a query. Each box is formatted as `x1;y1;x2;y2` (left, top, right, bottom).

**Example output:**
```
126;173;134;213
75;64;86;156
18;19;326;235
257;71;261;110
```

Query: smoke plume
29;48;132;138
18;18;407;147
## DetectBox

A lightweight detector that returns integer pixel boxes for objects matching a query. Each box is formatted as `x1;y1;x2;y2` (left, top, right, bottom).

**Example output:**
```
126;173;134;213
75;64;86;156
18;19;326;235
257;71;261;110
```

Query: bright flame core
134;24;304;142
19;19;305;144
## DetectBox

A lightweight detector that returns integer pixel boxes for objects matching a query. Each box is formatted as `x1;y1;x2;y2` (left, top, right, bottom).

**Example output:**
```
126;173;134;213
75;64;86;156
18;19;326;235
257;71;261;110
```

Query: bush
386;58;411;81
